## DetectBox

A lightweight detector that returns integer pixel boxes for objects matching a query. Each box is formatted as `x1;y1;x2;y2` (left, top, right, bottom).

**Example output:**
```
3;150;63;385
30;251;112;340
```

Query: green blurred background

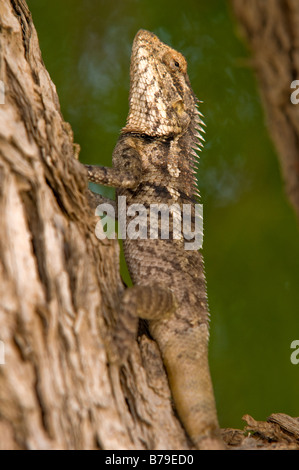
27;0;299;429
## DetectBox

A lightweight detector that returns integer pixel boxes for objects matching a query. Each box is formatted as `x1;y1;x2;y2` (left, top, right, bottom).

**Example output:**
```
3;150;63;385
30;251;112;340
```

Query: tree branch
231;0;299;222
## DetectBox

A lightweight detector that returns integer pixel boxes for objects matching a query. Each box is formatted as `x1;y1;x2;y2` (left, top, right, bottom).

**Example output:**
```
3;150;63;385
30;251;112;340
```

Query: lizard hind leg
113;283;176;363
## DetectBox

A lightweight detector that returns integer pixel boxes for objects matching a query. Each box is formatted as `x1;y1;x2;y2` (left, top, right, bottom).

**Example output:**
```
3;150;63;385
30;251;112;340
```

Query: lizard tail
161;323;225;450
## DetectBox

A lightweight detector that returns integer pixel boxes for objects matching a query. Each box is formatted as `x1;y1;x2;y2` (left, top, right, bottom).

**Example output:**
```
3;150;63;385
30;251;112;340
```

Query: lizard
84;29;224;450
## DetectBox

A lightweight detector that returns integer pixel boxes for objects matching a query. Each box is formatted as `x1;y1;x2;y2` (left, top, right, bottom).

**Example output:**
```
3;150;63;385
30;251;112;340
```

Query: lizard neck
121;104;205;203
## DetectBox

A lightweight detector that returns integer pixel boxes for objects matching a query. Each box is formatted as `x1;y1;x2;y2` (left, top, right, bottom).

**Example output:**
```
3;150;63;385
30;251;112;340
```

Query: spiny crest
186;102;206;201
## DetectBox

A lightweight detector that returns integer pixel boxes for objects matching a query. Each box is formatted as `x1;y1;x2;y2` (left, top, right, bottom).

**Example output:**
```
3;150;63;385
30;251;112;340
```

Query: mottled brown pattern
85;30;224;449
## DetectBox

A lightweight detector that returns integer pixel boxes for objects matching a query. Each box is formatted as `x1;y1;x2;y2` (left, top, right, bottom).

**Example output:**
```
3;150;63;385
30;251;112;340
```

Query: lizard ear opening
172;99;184;114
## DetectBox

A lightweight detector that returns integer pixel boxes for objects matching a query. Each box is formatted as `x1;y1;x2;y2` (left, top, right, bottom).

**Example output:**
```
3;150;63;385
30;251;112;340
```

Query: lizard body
85;30;223;450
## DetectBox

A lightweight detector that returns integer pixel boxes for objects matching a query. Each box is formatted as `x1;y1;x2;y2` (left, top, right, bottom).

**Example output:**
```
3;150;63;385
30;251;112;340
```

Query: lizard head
122;29;204;142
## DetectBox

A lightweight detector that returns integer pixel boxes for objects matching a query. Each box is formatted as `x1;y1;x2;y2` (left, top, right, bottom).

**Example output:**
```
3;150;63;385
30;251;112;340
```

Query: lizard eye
162;51;186;73
171;59;182;72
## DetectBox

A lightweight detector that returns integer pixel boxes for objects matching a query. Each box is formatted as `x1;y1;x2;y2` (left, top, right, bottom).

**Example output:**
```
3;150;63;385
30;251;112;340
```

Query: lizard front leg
85;164;141;189
85;142;142;189
83;143;142;210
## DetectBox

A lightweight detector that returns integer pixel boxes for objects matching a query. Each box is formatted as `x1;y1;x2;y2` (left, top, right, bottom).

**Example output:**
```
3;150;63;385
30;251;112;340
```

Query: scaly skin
85;30;224;450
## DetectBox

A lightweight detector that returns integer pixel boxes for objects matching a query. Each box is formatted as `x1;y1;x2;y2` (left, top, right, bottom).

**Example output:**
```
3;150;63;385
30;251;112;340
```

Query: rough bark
224;414;299;449
0;0;189;450
230;0;299;222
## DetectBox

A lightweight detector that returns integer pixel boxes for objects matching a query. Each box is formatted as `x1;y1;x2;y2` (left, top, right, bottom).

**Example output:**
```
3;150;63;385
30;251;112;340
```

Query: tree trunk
0;0;189;450
230;0;299;222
